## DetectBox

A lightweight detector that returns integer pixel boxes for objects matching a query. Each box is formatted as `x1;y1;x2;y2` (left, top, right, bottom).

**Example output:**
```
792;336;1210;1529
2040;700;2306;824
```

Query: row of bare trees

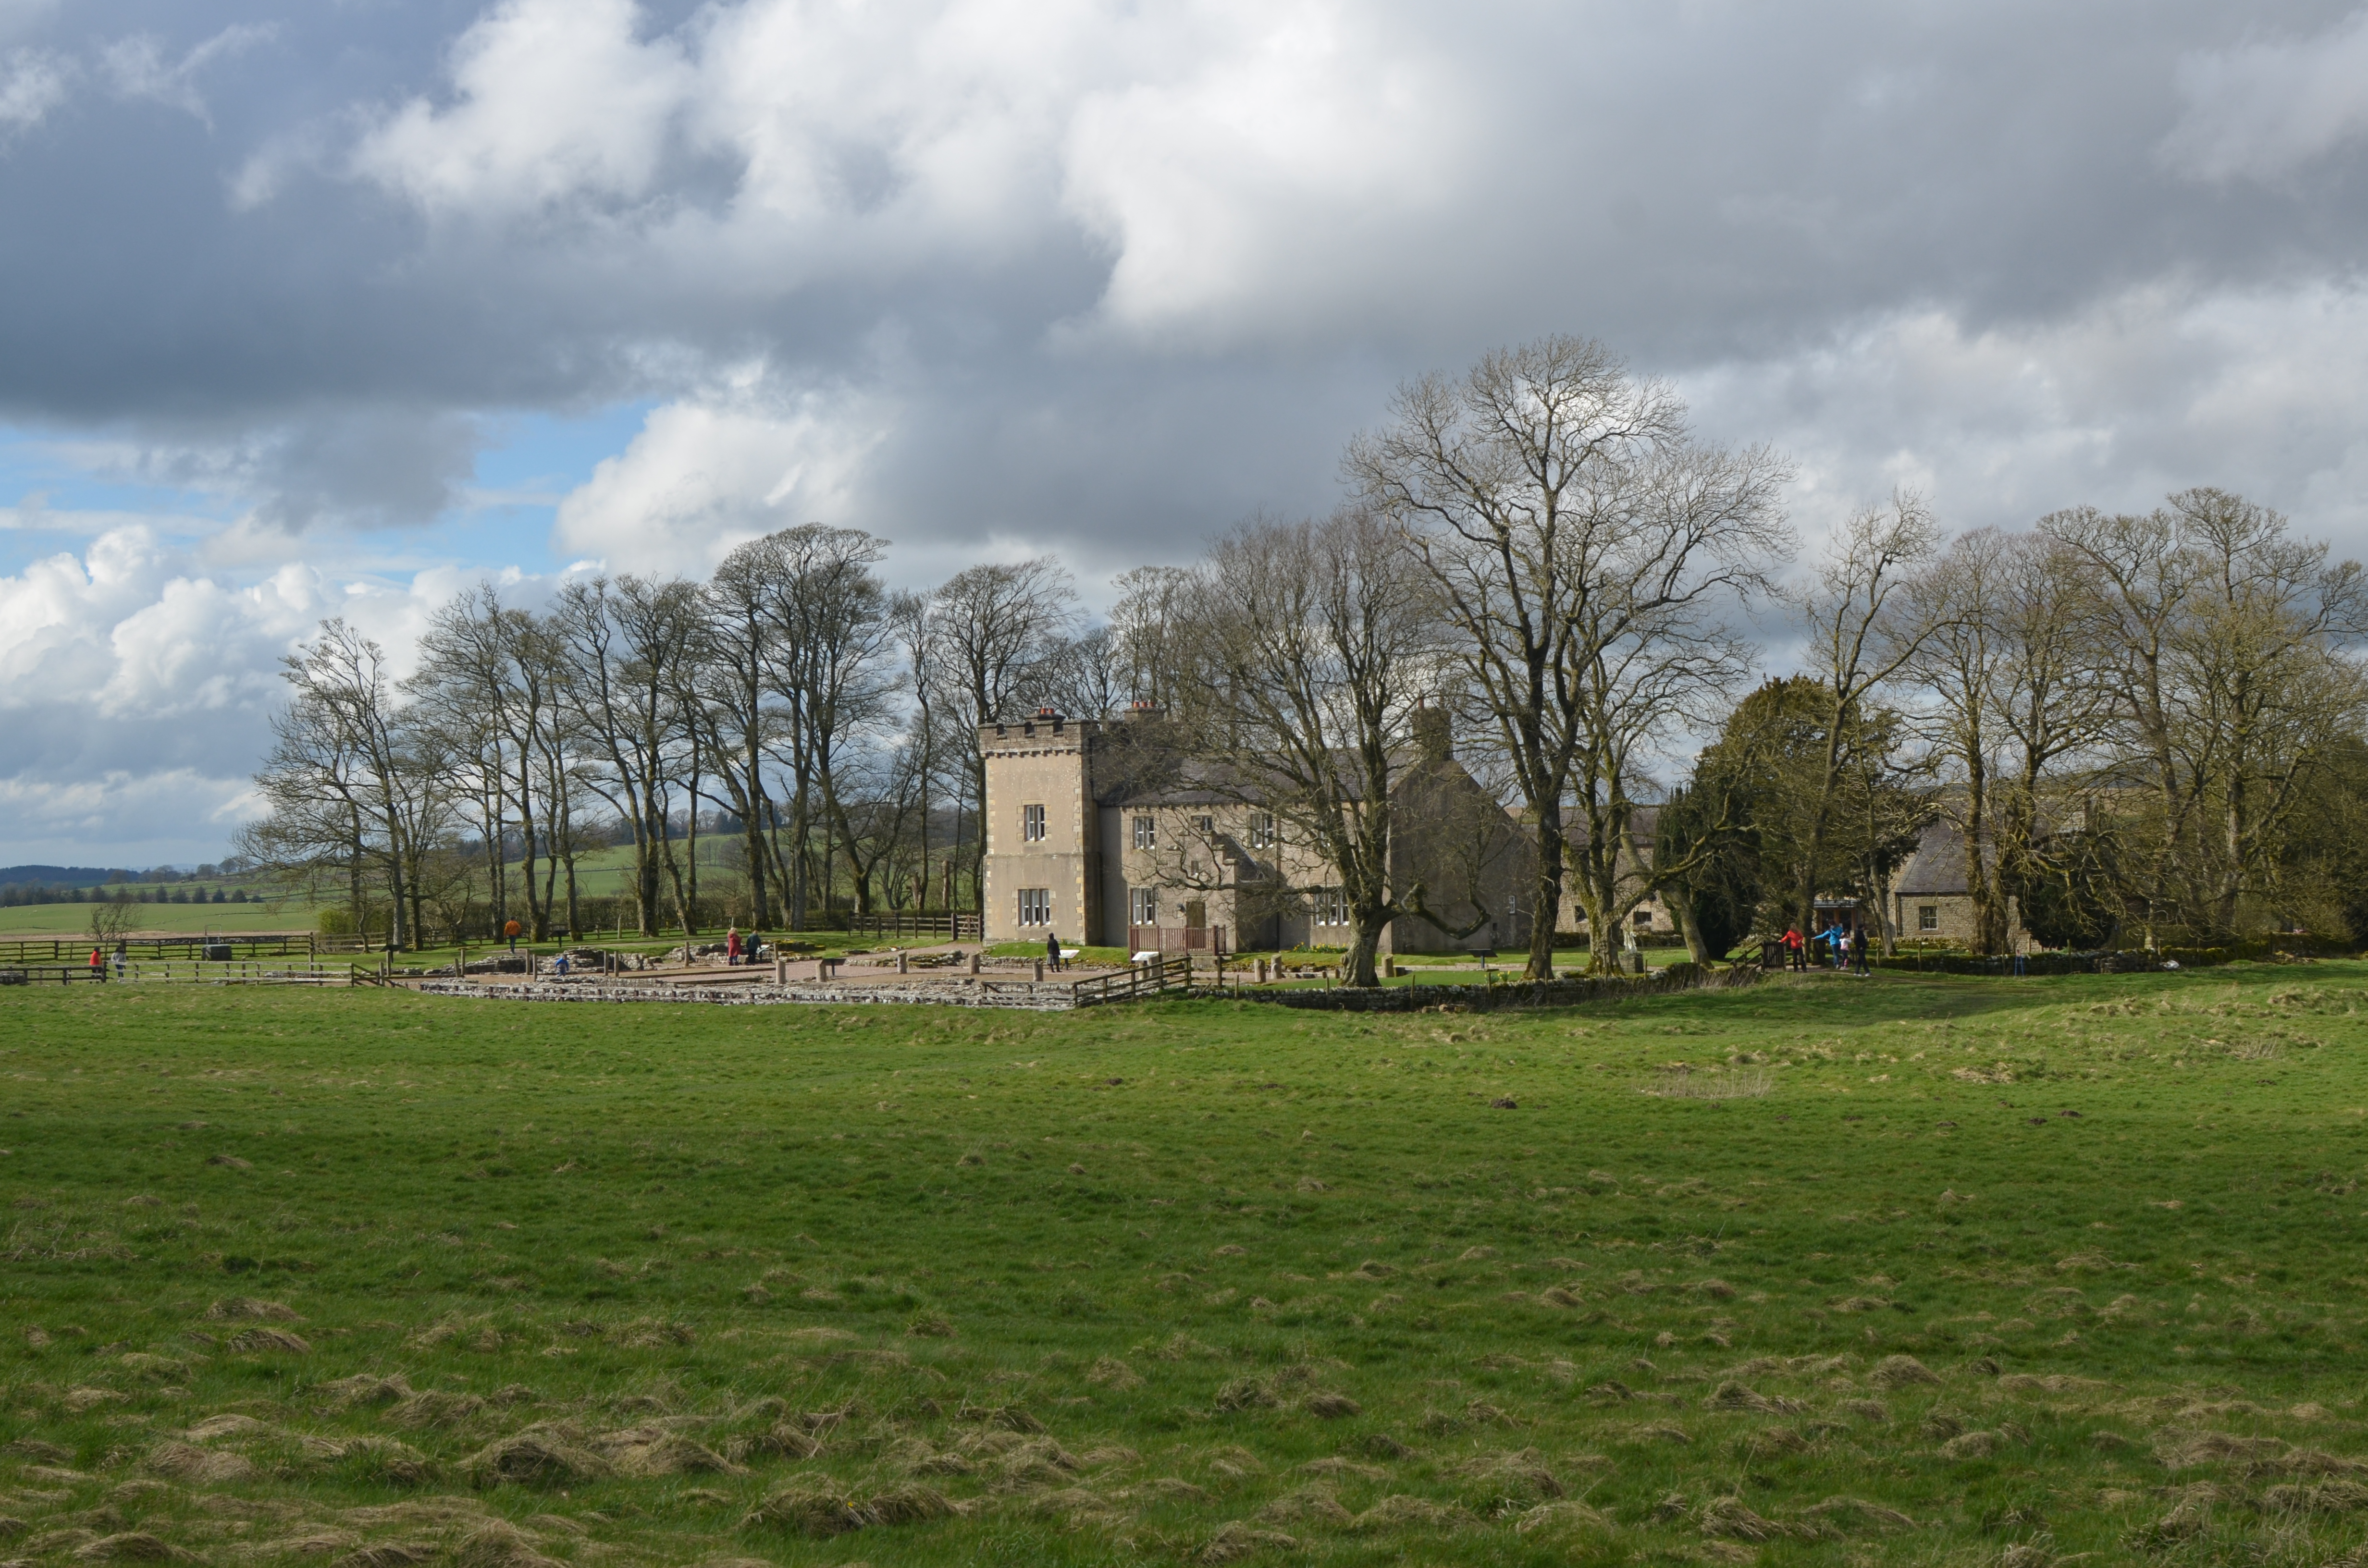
239;332;2368;972
1131;339;2365;981
1643;486;2368;968
1887;491;2368;953
241;531;1104;946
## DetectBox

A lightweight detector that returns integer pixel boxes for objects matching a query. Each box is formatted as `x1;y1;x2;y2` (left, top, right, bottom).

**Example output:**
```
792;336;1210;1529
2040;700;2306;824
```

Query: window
1633;909;1654;929
1193;814;1214;835
1022;804;1046;843
1311;886;1347;926
1918;904;1938;931
1018;889;1050;926
1133;815;1157;849
1129;887;1159;925
1247;812;1276;850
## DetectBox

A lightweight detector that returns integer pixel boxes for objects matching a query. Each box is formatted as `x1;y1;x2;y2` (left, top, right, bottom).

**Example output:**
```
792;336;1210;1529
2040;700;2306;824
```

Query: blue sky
0;401;656;582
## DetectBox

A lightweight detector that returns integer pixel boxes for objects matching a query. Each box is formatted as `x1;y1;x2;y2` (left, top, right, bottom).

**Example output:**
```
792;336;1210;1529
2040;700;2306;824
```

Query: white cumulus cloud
352;0;694;217
551;369;892;575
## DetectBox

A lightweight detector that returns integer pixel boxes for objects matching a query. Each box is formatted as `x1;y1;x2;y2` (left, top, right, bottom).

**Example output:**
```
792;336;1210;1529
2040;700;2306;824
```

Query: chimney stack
1412;700;1451;763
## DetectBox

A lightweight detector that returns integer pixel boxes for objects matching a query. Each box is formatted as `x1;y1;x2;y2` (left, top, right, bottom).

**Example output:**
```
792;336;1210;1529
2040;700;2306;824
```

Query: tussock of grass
460;1431;612;1487
1638;1064;1773;1098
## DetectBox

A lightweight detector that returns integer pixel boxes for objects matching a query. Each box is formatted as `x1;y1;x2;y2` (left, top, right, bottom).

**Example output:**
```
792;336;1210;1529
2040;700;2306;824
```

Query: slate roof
1893;822;1977;897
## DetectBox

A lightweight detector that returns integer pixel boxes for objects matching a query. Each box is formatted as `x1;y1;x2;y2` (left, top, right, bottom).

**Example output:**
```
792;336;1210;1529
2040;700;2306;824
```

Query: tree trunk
1961;758;2004;956
1344;915;1383;988
741;705;772;928
1665;885;1712;964
1527;800;1566;980
563;848;580;940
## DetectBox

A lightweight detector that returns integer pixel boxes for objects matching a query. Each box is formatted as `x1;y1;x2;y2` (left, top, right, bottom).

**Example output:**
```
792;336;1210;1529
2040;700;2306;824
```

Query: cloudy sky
3;0;2367;867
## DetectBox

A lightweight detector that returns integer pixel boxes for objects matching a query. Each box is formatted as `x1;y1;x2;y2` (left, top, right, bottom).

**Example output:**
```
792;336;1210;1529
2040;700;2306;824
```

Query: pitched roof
1893;822;1976;896
1094;735;1464;809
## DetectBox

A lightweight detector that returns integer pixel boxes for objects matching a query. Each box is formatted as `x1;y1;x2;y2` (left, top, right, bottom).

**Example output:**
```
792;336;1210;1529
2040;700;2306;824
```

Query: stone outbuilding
1889;822;2033;948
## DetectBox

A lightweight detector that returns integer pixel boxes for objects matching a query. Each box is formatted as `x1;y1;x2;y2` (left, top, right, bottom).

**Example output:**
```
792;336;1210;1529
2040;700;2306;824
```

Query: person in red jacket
88;946;105;982
1782;927;1804;971
726;926;742;967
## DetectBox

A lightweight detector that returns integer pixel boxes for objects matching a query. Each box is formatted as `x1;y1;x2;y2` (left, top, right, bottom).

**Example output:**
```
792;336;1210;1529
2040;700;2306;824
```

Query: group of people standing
1780;921;1868;974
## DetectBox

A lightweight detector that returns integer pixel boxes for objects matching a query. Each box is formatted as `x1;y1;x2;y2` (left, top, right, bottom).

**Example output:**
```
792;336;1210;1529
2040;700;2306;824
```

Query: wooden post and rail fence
0;957;372;987
0;932;341;966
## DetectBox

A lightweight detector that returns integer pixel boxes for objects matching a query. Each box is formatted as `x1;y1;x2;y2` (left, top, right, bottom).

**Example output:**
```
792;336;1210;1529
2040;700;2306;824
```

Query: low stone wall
408;978;1079;1011
1178;962;1765;1013
1869;936;2351;977
404;961;1764;1014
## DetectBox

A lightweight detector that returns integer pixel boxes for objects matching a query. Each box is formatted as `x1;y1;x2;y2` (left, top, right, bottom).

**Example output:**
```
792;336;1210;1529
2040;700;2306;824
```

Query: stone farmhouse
977;705;1534;955
1888;822;2033;947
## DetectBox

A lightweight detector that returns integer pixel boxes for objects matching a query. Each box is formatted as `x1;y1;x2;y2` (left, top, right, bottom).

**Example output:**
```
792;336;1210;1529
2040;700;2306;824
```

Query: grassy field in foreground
3;968;2367;1566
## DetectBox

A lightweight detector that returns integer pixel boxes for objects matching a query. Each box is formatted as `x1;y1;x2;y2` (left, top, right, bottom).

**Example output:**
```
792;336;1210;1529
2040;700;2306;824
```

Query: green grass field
0;901;322;938
2;965;2365;1566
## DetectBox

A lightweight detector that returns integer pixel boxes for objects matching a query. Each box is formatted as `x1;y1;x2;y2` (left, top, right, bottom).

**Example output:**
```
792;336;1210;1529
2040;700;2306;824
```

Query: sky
3;0;2368;868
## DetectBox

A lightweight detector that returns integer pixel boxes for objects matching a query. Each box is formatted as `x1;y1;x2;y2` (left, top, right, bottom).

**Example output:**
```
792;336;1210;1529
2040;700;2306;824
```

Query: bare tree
704;537;793;928
758;526;902;917
2047;490;2368;941
1787;491;1945;943
1349;334;1788;976
553;574;703;936
925;559;1080;913
1110;565;1195;709
1987;526;2117;938
410;584;518;936
1037;625;1126;722
86;890;140;947
1559;440;1793;972
1171;508;1468;987
1900;527;2010;953
246;620;450;949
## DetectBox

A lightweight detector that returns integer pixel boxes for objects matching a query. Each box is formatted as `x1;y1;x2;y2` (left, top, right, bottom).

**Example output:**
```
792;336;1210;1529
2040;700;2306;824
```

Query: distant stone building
1889;822;2033;948
977;706;1533;954
1549;806;1674;943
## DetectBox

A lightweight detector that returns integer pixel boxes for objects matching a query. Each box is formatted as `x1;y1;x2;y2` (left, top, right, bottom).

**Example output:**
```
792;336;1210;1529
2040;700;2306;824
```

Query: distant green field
0;899;321;937
1;964;2365;1564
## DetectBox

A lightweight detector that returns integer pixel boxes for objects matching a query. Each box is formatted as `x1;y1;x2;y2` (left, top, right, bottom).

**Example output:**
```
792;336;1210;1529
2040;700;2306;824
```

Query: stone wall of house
1555;889;1676;942
979;718;1101;945
982;717;1542;956
1387;759;1535;953
1107;802;1338;952
1891;890;2031;950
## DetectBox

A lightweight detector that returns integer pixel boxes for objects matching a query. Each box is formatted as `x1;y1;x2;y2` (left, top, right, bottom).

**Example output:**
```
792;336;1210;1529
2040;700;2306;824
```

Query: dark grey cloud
0;1;2360;424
